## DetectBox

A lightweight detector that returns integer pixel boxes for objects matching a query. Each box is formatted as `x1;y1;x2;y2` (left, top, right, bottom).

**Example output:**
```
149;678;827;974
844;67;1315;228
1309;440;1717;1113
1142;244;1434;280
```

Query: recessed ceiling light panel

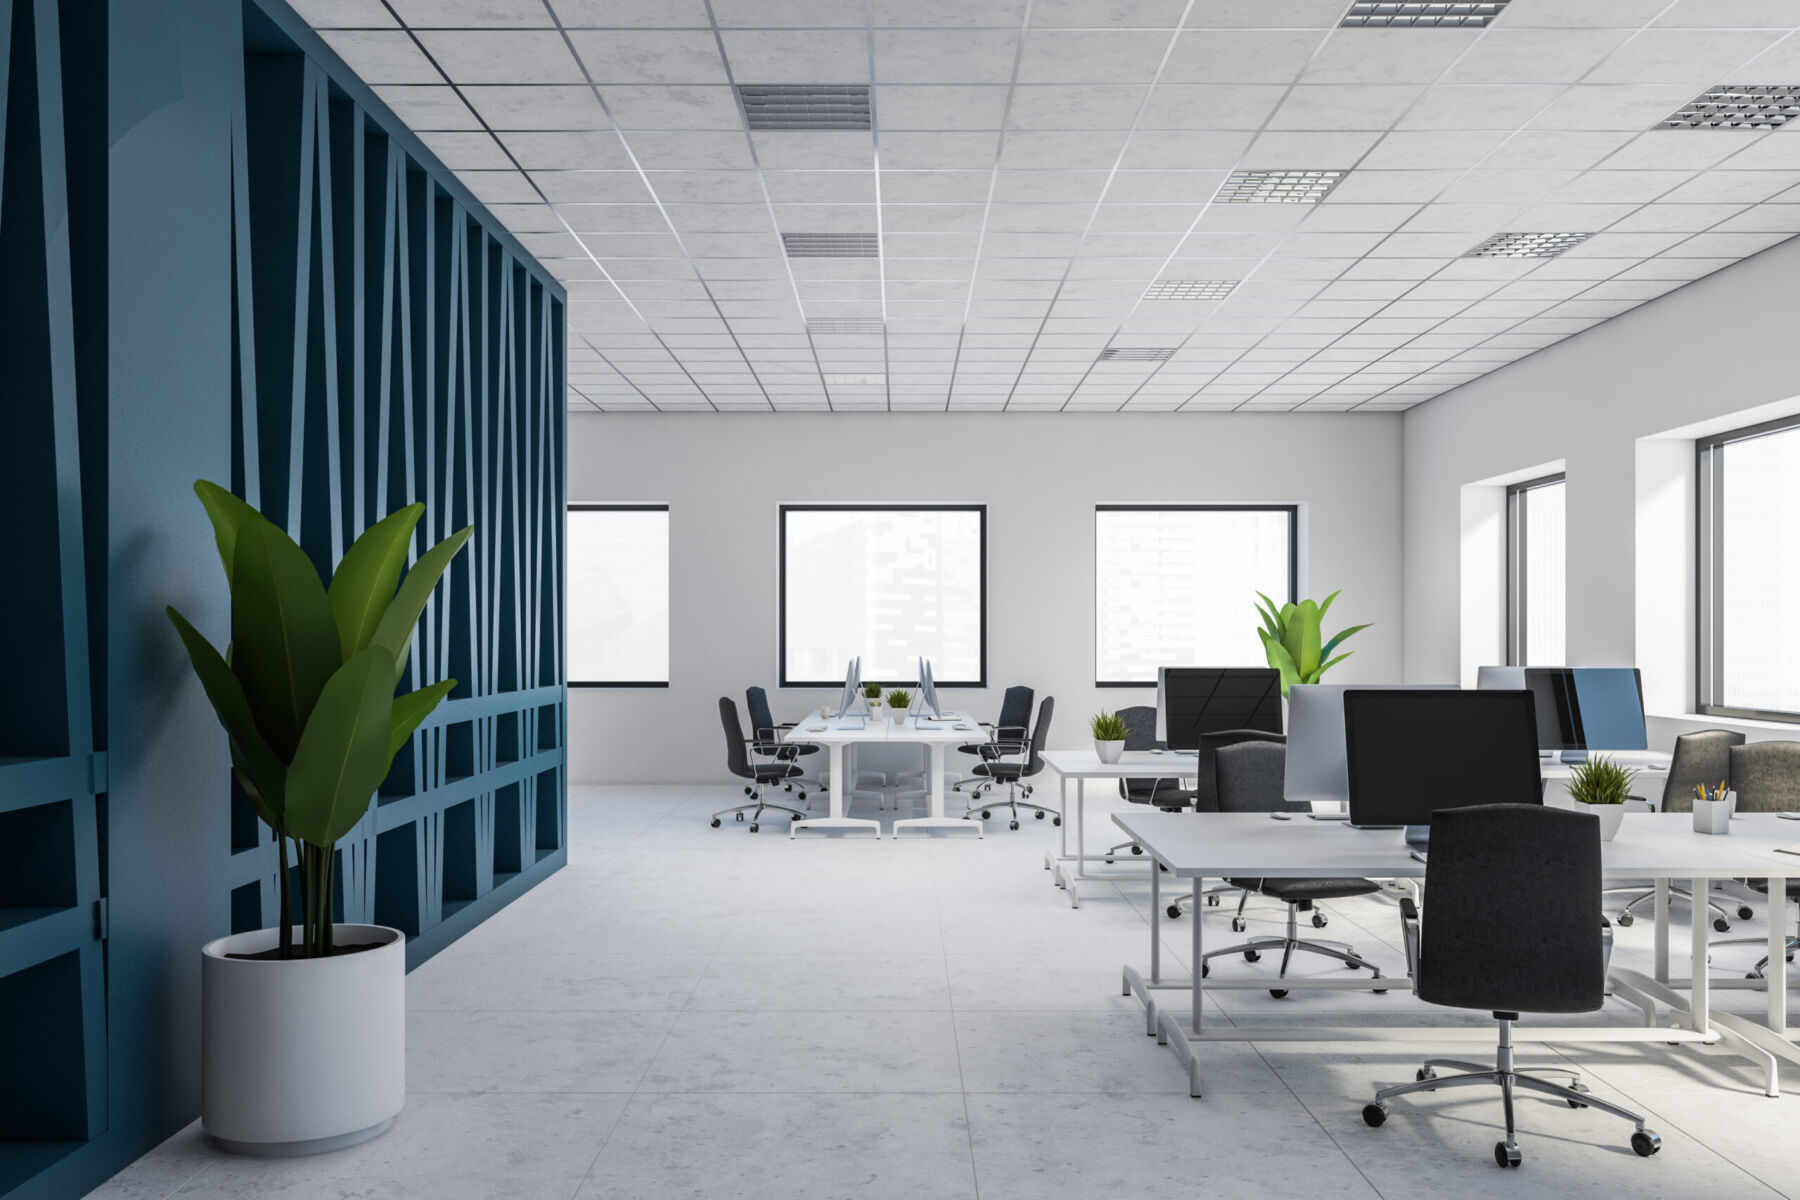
1144;279;1238;300
1217;170;1345;204
1098;347;1177;362
1341;2;1510;26
783;233;880;258
1464;231;1594;258
1661;85;1800;129
738;85;872;131
807;319;885;334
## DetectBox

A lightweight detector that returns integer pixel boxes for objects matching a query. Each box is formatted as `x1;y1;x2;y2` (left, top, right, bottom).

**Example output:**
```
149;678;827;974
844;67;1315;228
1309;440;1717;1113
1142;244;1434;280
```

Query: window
1094;506;1296;687
779;505;985;687
567;505;669;686
1699;415;1800;721
1506;475;1565;666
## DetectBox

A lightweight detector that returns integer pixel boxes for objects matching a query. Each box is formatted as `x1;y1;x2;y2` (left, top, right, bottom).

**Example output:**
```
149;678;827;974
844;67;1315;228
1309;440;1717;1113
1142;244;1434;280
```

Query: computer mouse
1150;748;1164;755
1269;812;1292;821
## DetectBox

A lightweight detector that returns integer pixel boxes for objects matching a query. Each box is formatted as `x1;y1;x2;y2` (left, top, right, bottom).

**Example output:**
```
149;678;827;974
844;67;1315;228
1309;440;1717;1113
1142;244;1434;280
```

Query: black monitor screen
1521;667;1647;752
1343;689;1542;827
1161;668;1282;750
1523;669;1580;751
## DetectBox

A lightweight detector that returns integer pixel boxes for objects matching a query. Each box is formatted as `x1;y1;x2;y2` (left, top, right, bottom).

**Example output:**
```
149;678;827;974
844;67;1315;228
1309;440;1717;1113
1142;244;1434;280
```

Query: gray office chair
1195;740;1383;996
962;696;1057;830
1713;740;1800;978
1362;803;1662;1167
746;685;819;811
1612;729;1748;930
1160;729;1289;916
712;697;806;832
953;685;1034;802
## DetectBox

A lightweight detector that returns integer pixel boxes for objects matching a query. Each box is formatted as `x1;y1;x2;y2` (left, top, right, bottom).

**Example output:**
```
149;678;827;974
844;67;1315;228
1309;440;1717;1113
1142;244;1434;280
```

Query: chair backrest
1660;729;1745;812
995;685;1035;732
1022;697;1054;778
745;685;777;746
1117;705;1163;798
1729;741;1800;812
1213;740;1287;813
1419;803;1604;1015
718;697;751;780
1196;729;1288;813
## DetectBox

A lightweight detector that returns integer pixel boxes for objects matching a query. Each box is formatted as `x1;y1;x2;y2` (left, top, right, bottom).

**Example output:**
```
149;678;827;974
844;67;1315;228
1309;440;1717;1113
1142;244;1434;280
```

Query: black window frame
1697;413;1800;724
566;502;671;689
778;503;988;689
1093;503;1299;688
1505;473;1564;667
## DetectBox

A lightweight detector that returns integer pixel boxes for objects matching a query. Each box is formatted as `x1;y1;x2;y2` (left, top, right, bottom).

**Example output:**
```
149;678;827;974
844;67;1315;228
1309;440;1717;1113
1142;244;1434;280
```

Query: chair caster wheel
1104;859;1114;865
1231;918;1247;933
981;811;992;819
1206;895;1219;907
1415;1068;1435;1083
1131;845;1143;855
1748;971;1763;980
1035;810;1045;819
1269;989;1288;999
1616;912;1633;927
1494;1143;1521;1168
1738;905;1755;920
1344;959;1361;969
1167;906;1182;920
1009;821;1019;831
744;786;753;795
749;823;759;833
1244;950;1261;963
1713;918;1730;933
1312;913;1328;929
736;812;745;821
1362;1104;1386;1127
1631;1130;1661;1157
1053;817;1061;826
710;818;721;828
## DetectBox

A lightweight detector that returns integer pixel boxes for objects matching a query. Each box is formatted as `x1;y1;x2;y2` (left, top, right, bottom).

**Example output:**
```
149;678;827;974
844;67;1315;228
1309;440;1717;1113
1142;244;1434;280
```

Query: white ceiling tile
876;86;1010;130
762;172;878;203
556;0;714;26
1599;129;1767;171
880;132;1003;169
1239;131;1383;169
1479;130;1635;170
873;30;1022;83
388;0;552;27
322;30;444;84
1360;130;1508;171
462;84;607;129
1117;132;1254;172
999;130;1132;170
1006;84;1148;129
568;30;728;84
750;131;873;170
373;84;482;130
1267;85;1425;132
1660;170;1800;203
1720;132;1800;172
1159;30;1326;84
289;0;399;26
500;130;633;169
1582;30;1786;85
416;129;514;169
1526;84;1710;131
1017;30;1171;84
598;86;744;130
623;130;755;170
1397;85;1565;131
1446;29;1634;84
417;29;583;83
710;0;864;25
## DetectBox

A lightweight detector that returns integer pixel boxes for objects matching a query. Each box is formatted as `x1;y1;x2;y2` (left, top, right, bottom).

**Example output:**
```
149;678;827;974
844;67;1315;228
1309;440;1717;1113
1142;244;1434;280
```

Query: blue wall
0;2;567;1196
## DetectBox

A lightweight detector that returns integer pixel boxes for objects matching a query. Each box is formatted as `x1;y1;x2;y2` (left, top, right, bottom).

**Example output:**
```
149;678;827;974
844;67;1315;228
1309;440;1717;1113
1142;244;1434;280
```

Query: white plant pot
1095;738;1126;764
201;923;406;1156
1583;802;1625;842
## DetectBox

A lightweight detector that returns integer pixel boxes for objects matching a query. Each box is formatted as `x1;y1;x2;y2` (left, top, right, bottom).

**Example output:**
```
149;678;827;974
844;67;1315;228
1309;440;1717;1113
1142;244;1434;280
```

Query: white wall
1402;235;1800;748
567;412;1404;783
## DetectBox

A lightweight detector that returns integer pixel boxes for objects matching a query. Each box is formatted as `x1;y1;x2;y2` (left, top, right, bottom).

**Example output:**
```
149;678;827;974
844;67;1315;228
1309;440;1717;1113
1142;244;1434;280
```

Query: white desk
785;710;987;838
1113;809;1797;1098
1038;749;1200;906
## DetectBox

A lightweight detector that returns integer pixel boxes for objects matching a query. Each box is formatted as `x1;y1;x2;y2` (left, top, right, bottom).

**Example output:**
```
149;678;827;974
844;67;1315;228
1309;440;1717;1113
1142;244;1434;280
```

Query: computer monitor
1155;667;1282;751
1475;665;1525;691
830;657;859;720
1343;689;1542;845
1285;682;1456;809
918;656;945;719
1481;666;1647;756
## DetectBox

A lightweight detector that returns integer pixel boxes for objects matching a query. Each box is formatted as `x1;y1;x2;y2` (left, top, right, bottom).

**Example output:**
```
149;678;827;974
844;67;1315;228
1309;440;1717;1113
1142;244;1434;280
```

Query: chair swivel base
1711;933;1798;978
1199;933;1383;998
1610;884;1743;932
711;798;805;833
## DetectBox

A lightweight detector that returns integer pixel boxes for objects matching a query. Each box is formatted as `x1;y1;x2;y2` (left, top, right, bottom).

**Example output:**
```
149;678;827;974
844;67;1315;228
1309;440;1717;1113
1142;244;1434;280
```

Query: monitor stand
1560;749;1588;764
1404;824;1430;848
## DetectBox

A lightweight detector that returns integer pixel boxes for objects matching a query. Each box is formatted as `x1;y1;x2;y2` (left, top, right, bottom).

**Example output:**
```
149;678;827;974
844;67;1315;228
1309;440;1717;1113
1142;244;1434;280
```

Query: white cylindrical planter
1094;739;1125;764
1585;803;1625;842
202;923;406;1156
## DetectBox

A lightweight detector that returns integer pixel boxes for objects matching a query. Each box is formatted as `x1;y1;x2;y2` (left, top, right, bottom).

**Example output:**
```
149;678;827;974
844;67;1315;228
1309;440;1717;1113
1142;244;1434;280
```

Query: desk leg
1771;876;1788;1036
792;743;883;837
1654;878;1670;984
1690;877;1710;1036
1059;776;1069;859
1075;779;1087;879
1191;876;1204;1037
1146;858;1162;1037
893;744;981;837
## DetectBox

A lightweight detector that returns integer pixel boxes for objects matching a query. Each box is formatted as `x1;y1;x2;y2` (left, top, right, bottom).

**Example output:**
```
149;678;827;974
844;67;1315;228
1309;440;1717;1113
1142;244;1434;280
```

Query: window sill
1648;711;1800;733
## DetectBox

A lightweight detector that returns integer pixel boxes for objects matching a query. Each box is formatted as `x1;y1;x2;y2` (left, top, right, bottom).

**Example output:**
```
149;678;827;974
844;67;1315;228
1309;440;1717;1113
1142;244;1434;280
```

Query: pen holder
1692;798;1730;835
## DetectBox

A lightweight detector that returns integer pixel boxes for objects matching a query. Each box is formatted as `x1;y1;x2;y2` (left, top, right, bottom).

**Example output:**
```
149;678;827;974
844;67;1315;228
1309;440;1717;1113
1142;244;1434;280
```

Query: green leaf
1316;589;1341;621
167;605;287;829
1287;598;1321;679
389;678;455;766
1321;622;1372;659
328;502;424;660
1258;628;1301;696
193;480;262;587
1253;595;1283;640
230;520;343;760
1313;651;1354;681
369;525;472;681
284;647;397;848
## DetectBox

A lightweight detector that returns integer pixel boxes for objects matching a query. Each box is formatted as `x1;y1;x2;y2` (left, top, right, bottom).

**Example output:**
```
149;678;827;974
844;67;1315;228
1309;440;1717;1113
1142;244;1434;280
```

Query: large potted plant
168;480;470;1155
1567;755;1637;842
1254;590;1371;697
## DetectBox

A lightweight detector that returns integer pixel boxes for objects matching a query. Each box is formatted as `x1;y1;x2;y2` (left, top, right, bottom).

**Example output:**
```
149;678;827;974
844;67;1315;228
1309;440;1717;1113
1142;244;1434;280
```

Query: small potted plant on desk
863;681;883;718
1567;755;1637;842
885;688;913;720
168;481;470;1155
1090;709;1127;763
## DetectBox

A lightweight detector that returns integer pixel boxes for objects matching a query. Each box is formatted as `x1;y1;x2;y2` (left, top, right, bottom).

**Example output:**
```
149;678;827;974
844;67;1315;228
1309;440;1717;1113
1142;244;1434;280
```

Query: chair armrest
1398;896;1421;987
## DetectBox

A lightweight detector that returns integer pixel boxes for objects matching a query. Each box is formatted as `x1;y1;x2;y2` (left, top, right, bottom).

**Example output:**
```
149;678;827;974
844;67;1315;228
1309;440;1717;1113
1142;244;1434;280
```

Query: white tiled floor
92;783;1800;1199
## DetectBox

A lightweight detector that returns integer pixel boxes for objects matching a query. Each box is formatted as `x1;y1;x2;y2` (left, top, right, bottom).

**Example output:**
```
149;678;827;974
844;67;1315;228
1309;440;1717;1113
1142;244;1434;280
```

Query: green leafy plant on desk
885;689;913;712
1567;755;1637;805
863;682;882;700
1089;710;1127;741
1254;589;1371;697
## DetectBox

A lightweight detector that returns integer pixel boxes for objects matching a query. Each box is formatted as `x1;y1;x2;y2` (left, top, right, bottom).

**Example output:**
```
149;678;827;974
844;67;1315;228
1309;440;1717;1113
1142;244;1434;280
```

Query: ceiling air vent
807;319;886;334
1098;347;1176;362
1464;231;1593;258
1341;2;1510;27
1217;169;1345;204
738;84;872;131
1144;280;1237;300
783;232;879;258
1661;85;1800;129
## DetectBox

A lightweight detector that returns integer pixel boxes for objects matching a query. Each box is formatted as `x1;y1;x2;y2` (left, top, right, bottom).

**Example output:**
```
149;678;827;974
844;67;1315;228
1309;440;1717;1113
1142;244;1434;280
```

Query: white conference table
785;709;989;838
1113;809;1798;1098
1038;749;1202;906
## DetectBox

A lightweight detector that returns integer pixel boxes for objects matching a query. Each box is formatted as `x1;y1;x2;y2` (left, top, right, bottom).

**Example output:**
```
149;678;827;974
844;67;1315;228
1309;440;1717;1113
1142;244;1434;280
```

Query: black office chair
1103;706;1191;860
1361;803;1662;1167
954;685;1034;802
1158;729;1288;913
1714;741;1800;978
1612;729;1747;930
1196;740;1383;995
962;697;1056;830
711;697;806;832
746;685;819;810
